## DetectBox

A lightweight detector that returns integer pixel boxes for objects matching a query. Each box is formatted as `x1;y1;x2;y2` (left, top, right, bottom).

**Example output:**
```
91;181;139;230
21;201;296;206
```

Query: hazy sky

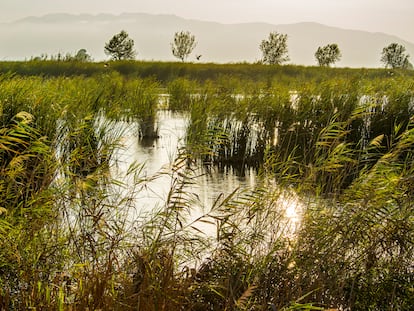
2;0;414;42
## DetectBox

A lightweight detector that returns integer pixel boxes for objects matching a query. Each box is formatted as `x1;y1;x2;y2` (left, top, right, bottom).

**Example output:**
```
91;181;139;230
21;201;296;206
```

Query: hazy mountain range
1;12;414;68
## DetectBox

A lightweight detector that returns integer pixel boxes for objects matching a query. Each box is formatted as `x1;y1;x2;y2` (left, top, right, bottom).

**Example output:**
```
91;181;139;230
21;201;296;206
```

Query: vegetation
381;42;412;69
104;30;136;60
3;60;412;84
259;31;290;65
171;31;197;62
30;49;93;62
72;48;93;62
315;43;341;66
0;64;413;310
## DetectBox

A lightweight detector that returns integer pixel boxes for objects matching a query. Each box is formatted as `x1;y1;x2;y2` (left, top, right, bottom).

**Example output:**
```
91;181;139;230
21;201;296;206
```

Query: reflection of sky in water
109;110;301;236
110;111;187;215
111;111;255;211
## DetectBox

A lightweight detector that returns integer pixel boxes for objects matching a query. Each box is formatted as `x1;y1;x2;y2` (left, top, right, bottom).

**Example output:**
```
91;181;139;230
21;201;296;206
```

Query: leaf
236;284;258;309
369;134;384;147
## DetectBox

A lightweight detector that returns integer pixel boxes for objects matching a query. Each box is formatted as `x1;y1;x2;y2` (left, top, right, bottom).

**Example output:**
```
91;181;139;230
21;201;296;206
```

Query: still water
110;111;256;215
108;110;300;234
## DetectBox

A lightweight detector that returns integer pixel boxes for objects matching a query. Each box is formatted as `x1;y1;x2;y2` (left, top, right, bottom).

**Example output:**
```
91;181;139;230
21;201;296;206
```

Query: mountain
1;12;413;68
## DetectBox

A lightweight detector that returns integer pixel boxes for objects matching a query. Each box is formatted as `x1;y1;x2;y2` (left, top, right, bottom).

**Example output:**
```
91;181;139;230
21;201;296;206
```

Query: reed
0;67;413;310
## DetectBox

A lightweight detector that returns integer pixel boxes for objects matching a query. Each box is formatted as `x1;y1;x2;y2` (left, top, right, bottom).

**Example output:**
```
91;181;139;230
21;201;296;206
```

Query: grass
0;64;413;310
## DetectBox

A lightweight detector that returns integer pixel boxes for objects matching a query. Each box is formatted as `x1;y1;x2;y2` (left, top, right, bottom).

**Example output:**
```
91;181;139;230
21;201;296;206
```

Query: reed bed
2;60;414;84
0;67;413;310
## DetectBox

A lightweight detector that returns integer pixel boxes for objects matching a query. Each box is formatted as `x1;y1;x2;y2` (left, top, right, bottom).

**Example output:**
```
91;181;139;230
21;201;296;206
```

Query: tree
104;30;136;60
381;43;412;69
73;49;92;62
259;32;289;65
171;31;197;62
315;43;342;67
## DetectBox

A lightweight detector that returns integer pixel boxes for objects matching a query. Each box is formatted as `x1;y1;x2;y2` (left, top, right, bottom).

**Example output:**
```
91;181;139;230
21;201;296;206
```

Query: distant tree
73;49;92;62
30;53;48;61
315;43;342;67
171;31;197;62
104;30;136;60
259;31;289;65
37;49;93;62
54;52;63;61
381;43;412;69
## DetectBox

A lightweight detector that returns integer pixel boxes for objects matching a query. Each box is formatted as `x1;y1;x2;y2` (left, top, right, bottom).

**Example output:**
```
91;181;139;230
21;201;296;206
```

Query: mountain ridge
1;12;413;68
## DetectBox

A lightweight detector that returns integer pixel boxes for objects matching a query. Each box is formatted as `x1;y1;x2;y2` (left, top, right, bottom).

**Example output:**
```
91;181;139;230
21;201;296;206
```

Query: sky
2;0;414;43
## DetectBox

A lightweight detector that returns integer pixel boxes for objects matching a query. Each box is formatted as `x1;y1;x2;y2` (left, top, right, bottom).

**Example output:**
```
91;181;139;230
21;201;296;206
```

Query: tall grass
0;68;413;310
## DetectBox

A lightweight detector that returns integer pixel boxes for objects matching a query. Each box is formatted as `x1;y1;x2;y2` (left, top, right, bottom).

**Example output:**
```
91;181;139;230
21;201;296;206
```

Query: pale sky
2;0;414;42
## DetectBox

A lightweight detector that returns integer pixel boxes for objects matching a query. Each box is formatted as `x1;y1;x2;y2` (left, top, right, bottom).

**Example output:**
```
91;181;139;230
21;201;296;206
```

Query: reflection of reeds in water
186;78;414;192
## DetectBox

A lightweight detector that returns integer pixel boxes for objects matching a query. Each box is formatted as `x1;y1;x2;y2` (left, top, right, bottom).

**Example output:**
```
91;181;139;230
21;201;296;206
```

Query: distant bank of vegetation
0;63;413;310
0;59;413;84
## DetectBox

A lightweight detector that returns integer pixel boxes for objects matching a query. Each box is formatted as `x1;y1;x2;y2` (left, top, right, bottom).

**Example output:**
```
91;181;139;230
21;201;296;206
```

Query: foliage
260;31;290;65
30;49;92;62
171;31;197;62
72;49;92;62
104;30;136;60
380;43;412;69
2;60;414;84
315;44;341;67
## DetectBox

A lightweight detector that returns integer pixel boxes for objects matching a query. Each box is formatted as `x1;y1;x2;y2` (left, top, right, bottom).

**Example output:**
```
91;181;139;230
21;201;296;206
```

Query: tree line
34;29;414;69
